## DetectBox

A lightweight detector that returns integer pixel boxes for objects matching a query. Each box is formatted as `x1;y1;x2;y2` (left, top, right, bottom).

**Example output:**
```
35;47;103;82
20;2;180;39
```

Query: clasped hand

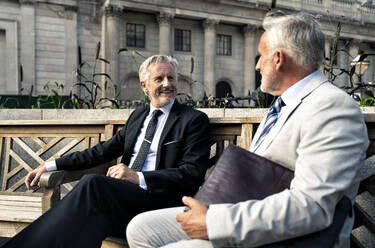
106;163;140;185
176;196;209;240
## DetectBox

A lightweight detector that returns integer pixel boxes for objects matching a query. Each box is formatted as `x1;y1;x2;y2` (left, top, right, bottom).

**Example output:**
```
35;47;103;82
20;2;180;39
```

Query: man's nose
255;60;260;71
162;77;170;87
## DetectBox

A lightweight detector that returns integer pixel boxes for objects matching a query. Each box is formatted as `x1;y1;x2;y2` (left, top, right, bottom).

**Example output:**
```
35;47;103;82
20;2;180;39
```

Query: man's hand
176;196;209;240
106;163;140;185
25;165;47;191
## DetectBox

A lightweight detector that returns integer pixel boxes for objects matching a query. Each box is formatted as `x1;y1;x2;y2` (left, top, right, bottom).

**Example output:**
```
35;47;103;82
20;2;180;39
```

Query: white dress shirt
251;70;319;151
46;99;175;190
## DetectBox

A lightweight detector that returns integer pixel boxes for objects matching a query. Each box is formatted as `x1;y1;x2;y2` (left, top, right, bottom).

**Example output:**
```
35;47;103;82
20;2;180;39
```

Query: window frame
216;34;232;56
174;28;191;52
126;23;146;48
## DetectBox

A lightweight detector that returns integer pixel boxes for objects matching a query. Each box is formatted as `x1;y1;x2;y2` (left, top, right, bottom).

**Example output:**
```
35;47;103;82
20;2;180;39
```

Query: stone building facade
1;0;375;103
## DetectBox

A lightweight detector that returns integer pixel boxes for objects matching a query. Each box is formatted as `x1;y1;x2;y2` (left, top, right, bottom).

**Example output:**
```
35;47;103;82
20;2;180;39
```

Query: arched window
215;81;232;98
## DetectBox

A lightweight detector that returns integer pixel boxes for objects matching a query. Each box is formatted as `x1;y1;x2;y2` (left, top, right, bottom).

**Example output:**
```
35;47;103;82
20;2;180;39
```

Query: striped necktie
131;110;163;171
254;97;285;149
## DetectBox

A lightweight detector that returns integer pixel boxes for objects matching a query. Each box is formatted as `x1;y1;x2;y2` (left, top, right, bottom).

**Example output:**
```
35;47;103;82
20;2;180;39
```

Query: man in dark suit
2;55;210;248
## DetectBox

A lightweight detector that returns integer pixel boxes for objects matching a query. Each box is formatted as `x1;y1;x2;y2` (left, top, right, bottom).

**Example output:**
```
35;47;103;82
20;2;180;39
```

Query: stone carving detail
203;18;219;31
64;6;78;20
157;12;174;25
105;5;124;18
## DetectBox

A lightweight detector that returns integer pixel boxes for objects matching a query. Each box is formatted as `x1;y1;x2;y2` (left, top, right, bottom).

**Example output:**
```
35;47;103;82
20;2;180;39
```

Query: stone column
243;25;258;96
64;6;78;96
20;0;35;94
104;5;122;98
157;12;173;55
203;18;218;97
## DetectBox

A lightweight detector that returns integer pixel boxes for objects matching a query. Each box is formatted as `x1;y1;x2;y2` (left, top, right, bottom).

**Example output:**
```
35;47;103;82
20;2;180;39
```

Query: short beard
155;86;177;96
260;71;280;95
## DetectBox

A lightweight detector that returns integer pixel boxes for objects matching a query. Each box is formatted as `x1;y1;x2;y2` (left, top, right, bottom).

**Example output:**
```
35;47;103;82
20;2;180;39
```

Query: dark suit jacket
55;101;210;197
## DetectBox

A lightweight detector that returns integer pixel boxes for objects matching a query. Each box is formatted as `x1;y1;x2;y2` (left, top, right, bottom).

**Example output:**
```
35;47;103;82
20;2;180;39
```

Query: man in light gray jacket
125;12;369;248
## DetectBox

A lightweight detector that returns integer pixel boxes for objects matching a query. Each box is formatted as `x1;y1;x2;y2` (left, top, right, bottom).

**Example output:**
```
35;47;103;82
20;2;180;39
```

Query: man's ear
140;81;146;93
274;50;285;71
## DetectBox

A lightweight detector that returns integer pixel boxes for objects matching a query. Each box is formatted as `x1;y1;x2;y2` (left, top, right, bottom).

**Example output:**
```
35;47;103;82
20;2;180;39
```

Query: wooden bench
0;115;374;247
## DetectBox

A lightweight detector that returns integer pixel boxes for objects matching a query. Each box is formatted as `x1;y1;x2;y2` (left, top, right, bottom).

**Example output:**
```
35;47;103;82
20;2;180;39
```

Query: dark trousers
3;174;182;248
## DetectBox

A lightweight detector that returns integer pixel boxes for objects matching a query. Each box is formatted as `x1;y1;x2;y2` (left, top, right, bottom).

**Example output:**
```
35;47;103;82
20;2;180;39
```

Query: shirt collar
280;70;320;106
149;99;175;116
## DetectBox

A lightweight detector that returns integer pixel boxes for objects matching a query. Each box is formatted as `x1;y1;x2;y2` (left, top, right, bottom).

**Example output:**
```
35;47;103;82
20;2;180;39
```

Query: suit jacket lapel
155;101;180;169
123;107;150;162
255;72;329;153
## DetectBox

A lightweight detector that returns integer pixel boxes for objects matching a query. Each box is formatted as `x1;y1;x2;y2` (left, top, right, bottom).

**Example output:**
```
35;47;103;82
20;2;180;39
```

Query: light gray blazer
206;72;369;248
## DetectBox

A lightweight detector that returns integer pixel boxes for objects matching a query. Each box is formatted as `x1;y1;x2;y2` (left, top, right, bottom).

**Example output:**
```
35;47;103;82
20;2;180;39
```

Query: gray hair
262;11;325;69
138;55;178;84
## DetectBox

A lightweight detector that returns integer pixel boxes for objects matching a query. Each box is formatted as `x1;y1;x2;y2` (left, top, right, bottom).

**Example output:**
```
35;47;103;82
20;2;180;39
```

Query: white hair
138;55;178;84
262;12;325;69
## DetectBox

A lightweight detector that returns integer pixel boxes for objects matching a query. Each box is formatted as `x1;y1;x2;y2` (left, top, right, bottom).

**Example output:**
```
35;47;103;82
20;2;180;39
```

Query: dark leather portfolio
195;145;294;205
194;145;352;248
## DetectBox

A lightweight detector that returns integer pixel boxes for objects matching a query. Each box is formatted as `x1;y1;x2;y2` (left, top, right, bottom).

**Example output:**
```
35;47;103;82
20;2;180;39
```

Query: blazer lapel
255;72;329;153
123;107;150;161
155;101;180;169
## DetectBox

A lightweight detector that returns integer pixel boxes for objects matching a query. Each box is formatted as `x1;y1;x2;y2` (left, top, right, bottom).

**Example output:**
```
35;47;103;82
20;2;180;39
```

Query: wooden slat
13;137;45;165
49;137;84;160
62;183;73;191
0;204;41;212
5;164;24;179
32;137;45;149
8;150;34;173
1;138;11;191
0;137;3;181
0;125;105;134
0;120;124;125
0;200;41;208
94;134;100;145
210;125;241;136
0;221;29;237
36;136;62;156
239;123;253;150
0;209;41;223
7;178;28;193
84;137;90;149
0;133;101;137
0;194;42;202
104;124;115;141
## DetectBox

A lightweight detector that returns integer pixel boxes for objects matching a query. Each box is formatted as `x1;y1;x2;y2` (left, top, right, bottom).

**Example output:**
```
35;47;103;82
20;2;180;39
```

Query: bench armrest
40;171;65;189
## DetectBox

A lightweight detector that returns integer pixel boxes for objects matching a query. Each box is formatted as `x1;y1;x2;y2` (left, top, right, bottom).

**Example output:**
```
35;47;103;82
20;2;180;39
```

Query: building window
175;29;191;52
216;34;232;56
126;23;145;48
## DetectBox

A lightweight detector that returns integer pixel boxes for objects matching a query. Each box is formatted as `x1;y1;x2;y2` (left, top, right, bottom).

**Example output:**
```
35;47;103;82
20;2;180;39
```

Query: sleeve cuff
206;203;236;246
137;172;148;190
45;160;57;171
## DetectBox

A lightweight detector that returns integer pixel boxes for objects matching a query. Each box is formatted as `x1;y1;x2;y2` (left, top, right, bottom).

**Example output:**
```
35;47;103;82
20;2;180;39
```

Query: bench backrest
0;118;262;195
